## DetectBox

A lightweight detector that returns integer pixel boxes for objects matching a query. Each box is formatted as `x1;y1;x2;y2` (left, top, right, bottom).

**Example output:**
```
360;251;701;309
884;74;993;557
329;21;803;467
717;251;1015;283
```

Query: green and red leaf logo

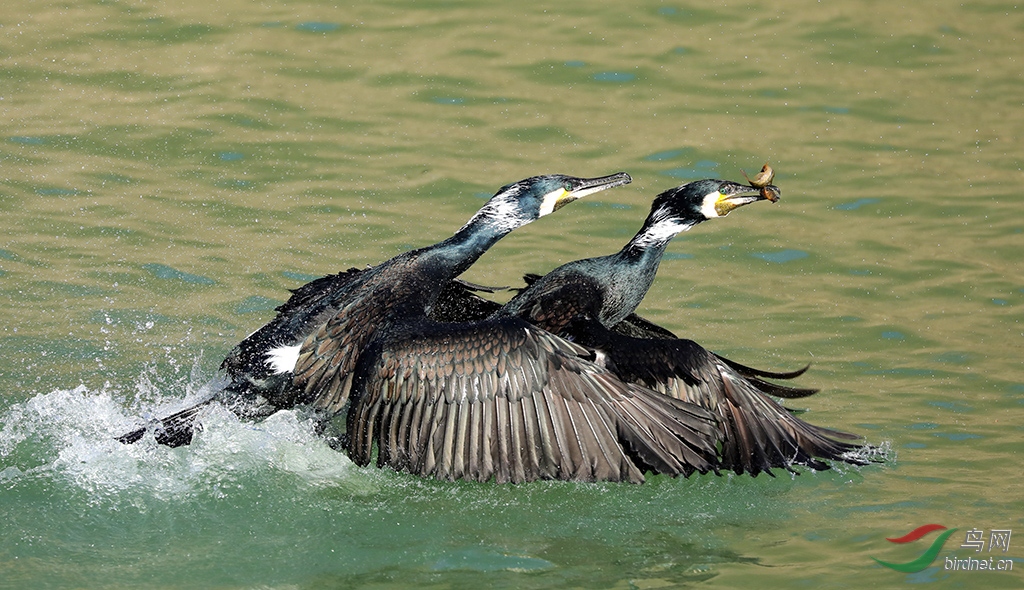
872;524;958;573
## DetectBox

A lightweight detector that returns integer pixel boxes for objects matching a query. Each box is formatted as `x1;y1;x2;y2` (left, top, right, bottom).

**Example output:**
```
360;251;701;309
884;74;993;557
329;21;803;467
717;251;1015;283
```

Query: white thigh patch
266;344;301;375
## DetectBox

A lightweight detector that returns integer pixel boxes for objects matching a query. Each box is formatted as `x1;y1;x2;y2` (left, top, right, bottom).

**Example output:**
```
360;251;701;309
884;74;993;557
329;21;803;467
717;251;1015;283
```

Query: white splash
0;375;377;503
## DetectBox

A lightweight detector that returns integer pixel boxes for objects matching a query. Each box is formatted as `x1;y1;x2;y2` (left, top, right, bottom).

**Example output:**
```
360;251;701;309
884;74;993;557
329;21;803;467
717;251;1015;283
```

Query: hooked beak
552;172;632;212
714;181;780;216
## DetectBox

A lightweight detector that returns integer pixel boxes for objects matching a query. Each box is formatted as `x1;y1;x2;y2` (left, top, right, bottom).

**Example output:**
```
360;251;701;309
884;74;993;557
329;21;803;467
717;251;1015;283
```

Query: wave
0;377;378;503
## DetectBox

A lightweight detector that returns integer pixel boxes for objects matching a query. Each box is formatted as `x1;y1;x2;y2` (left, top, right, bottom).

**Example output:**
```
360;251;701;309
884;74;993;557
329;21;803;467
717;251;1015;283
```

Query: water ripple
142;263;216;286
752;249;809;263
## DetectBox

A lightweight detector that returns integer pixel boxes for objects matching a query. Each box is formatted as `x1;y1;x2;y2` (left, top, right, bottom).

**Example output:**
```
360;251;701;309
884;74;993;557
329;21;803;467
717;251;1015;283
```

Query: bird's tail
713;354;819;398
714;367;873;476
116;399;213;447
117;375;230;447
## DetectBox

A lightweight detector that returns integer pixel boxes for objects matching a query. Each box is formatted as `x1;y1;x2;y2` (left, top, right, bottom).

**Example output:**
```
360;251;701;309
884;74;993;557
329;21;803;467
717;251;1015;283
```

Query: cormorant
120;173;724;483
488;179;871;476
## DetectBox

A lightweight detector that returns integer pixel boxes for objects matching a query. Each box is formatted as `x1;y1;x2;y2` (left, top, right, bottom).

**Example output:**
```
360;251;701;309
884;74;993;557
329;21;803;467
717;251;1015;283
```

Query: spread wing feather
293;285;401;415
220;267;369;382
612;314;817;397
349;319;720;483
576;320;868;476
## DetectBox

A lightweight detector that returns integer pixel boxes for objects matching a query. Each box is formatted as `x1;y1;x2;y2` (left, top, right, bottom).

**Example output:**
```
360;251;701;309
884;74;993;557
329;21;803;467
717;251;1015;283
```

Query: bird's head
627;179;779;250
651;178;780;226
472;172;632;233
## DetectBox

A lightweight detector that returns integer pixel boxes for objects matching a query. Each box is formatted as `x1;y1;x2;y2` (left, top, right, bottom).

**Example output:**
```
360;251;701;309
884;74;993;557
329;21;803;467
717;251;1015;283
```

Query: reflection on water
1;1;1022;587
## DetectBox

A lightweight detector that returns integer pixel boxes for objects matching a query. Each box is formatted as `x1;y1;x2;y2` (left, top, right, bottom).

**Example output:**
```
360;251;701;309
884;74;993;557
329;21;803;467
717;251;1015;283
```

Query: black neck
420;210;515;282
606;217;701;320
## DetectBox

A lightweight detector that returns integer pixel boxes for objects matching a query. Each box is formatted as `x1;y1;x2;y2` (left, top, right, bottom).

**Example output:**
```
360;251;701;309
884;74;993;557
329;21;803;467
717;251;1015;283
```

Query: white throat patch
633;218;688;249
700;192;722;219
538;188;568;218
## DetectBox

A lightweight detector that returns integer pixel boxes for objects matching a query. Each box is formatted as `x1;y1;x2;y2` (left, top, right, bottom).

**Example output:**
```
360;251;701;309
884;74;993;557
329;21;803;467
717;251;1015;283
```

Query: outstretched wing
611;313;679;340
291;286;399;416
223;269;503;384
572;319;867;476
347;318;721;483
221;267;369;383
117;398;211;447
609;314;818;398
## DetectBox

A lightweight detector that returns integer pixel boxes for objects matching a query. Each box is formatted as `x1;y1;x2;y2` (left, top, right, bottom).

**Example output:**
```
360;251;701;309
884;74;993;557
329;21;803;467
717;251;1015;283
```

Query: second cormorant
489;179;873;475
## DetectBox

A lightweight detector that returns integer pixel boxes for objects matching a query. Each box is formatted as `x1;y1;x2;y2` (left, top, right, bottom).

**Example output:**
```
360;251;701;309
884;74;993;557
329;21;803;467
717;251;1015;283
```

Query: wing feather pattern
349;318;719;483
575;319;869;476
293;287;399;415
220;267;369;384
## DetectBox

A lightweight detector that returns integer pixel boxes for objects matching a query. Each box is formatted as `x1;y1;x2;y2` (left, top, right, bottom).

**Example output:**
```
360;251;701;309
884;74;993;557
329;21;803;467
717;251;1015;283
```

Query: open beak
714;181;780;216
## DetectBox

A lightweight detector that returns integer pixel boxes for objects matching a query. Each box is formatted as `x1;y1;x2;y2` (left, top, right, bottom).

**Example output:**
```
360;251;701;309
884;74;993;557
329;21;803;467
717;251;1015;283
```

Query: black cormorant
120;173;724;483
489;179;871;476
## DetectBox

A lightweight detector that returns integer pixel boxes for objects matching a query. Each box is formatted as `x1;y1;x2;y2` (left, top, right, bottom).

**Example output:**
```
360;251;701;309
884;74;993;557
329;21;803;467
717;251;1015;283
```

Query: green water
2;1;1021;588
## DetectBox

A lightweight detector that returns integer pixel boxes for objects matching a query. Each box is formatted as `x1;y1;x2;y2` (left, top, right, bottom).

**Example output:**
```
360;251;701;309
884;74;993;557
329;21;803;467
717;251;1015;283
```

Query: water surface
2;2;1022;588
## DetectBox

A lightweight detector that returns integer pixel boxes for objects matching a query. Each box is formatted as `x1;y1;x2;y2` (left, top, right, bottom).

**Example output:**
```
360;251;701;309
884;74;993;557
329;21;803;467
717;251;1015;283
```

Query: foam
0;376;378;503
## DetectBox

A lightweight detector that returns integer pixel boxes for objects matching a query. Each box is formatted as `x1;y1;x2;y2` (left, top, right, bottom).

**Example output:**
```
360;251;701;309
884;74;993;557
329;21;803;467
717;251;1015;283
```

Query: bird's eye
563;184;573;192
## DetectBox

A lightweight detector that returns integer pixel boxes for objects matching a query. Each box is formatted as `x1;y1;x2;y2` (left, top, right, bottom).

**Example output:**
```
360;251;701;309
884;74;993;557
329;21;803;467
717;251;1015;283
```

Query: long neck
604;217;701;320
420;210;516;282
620;215;699;265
